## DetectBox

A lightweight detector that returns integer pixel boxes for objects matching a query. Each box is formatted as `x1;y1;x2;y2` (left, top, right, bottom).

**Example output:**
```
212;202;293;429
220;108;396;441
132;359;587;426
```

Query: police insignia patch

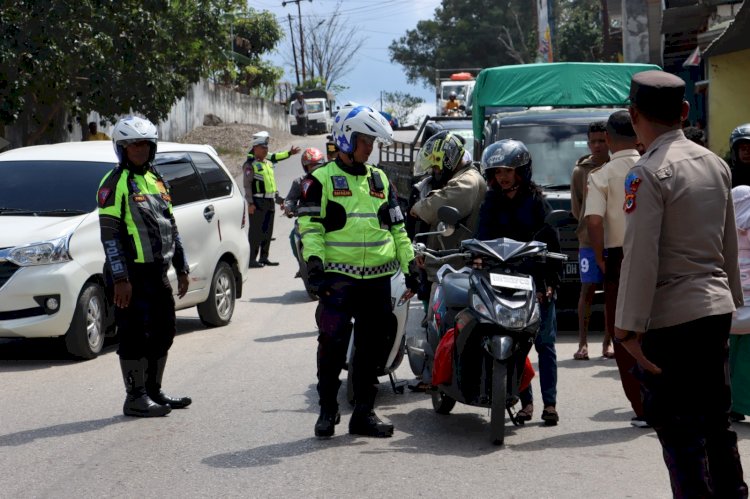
98;187;112;207
332;176;352;196
624;172;641;213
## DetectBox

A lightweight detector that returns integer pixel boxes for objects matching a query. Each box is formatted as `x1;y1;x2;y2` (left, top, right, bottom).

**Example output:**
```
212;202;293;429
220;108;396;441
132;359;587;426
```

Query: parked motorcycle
406;206;567;445
344;269;411;405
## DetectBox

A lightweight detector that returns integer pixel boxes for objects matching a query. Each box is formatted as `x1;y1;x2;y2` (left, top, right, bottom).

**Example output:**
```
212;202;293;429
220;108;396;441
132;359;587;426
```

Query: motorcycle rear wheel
431;390;456;414
490;360;508;445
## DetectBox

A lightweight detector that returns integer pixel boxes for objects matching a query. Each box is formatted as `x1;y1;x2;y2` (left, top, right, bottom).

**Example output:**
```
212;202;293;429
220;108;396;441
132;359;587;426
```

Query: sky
250;0;443;122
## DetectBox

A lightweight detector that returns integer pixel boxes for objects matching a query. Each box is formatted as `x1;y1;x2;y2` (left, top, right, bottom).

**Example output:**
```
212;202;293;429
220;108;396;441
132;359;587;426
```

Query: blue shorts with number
579;247;603;284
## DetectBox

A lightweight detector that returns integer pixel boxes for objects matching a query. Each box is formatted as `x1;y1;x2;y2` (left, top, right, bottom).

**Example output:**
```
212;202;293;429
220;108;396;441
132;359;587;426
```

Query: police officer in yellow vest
97;116;191;418
242;131;300;267
299;106;419;438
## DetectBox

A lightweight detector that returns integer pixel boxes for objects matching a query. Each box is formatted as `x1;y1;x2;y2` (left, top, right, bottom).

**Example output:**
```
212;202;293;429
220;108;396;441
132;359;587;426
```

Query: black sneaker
349;411;393;438
259;259;279;266
314;410;341;438
248;261;264;268
630;416;651;428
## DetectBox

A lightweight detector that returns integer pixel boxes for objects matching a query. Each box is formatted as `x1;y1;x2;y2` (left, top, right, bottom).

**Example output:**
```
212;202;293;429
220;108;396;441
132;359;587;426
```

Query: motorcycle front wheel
431;390;456;414
490;360;508;445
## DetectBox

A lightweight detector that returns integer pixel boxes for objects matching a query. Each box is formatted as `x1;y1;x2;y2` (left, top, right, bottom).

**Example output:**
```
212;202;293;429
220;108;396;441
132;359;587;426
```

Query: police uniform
243;149;290;265
98;161;190;413
584;148;643;419
298;158;414;428
615;71;747;497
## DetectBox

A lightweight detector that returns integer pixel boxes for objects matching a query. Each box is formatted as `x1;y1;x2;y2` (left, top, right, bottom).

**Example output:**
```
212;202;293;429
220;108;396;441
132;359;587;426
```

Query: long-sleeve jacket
283;175;305;216
97;164;188;282
411;163;487;250
297;158;414;278
616;129;742;332
476;185;561;292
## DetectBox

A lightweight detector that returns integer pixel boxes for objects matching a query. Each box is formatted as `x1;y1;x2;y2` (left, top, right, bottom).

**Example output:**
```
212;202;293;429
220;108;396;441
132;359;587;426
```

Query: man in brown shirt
571;121;609;360
615;71;746;497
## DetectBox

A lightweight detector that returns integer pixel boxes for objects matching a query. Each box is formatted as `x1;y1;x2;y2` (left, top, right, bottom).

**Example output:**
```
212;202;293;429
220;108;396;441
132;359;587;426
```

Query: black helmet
480;139;532;184
731;123;750;164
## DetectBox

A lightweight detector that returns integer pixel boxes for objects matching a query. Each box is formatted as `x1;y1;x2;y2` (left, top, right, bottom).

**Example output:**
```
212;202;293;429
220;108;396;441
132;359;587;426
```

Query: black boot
349;408;393;438
146;356;192;409
314;408;341;437
120;358;171;417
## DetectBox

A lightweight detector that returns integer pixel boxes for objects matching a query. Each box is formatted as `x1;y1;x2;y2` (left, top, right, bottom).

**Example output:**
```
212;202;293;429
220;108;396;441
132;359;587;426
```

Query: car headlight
8;236;72;266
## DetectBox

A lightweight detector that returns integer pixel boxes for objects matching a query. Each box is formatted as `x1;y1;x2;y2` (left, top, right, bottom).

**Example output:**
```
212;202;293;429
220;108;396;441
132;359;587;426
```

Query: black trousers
114;264;176;360
641;313;747;498
249;198;275;262
316;273;395;413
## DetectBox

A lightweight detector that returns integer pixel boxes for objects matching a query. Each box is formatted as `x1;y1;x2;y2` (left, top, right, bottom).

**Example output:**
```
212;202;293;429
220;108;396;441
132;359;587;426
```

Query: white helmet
112;116;158;163
250;131;270;148
332;105;393;154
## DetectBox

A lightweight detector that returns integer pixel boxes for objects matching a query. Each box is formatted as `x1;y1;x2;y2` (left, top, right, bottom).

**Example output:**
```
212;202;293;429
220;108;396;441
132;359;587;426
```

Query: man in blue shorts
571;121;610;360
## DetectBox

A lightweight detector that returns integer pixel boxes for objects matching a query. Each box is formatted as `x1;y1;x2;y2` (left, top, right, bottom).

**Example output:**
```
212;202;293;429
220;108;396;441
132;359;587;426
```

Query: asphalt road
2;133;749;498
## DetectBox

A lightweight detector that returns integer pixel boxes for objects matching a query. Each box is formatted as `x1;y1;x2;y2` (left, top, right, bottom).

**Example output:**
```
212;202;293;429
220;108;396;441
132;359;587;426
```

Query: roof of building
704;2;750;58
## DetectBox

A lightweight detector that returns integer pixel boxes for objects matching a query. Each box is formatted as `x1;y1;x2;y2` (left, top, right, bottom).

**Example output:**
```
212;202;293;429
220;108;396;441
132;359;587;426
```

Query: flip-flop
573;350;589;360
602;350;615;359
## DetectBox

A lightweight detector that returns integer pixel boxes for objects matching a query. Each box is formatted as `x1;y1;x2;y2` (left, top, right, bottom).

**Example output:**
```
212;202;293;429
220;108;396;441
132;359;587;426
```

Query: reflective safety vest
247;150;290;197
299;162;413;279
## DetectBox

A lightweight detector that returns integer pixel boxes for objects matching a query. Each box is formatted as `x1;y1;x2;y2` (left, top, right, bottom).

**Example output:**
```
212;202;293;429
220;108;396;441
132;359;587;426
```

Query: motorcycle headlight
528;302;541;325
8;236;72;266
494;304;528;329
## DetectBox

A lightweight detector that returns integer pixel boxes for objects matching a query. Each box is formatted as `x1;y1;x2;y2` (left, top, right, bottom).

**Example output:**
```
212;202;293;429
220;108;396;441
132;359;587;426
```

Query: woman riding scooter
476;139;563;426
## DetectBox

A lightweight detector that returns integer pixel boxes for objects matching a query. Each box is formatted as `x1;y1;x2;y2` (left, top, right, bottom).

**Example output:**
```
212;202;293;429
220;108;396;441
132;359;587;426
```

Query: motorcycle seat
442;272;470;309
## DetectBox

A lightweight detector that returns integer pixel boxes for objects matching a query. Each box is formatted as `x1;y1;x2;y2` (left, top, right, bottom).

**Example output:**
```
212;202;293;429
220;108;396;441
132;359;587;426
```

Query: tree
282;1;365;92
381;91;425;126
224;8;285;98
554;0;616;62
389;0;536;88
0;0;277;145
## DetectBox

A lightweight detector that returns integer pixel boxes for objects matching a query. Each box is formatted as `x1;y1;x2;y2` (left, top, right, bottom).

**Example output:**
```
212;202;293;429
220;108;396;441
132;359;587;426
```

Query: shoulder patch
97;187;113;207
623;172;641;213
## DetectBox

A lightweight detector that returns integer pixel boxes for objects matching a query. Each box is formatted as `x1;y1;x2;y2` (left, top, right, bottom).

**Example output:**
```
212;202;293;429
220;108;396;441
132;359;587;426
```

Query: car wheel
198;261;236;327
64;283;106;359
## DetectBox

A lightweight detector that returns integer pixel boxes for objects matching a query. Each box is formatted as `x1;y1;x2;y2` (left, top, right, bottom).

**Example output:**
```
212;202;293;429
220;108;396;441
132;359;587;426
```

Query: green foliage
382;91;425;125
554;0;612;62
389;0;535;87
0;0;285;144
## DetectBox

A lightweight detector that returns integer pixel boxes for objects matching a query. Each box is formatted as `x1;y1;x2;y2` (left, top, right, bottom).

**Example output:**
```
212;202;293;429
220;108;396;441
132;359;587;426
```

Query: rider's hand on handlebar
415;255;425;268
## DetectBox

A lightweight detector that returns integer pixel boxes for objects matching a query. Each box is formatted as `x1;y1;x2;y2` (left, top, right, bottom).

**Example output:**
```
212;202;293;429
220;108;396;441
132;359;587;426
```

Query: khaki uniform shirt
570;155;601;248
584;149;640;249
411;164;487;250
615;129;742;332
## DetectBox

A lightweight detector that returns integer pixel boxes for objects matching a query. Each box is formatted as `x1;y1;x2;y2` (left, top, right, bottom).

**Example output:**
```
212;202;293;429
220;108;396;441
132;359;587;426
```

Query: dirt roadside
177;123;297;177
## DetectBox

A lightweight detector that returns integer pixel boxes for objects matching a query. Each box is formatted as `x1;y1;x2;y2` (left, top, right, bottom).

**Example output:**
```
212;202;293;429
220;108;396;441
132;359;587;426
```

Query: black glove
306;256;325;293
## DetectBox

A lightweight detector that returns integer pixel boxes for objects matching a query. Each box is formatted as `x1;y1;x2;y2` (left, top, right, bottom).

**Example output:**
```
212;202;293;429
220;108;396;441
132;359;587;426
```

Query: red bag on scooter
432;328;456;386
519;356;535;392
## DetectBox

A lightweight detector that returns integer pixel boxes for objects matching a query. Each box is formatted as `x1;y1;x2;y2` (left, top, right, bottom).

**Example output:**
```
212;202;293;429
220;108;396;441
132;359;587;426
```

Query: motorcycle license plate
564;262;579;277
490;273;533;291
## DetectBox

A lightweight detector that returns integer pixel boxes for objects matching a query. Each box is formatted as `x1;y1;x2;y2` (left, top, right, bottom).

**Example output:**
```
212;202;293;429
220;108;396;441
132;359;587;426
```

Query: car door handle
203;205;215;222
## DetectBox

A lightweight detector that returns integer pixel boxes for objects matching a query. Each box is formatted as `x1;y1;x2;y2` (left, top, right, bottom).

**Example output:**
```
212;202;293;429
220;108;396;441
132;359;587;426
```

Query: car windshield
0;160;115;215
492;124;591;187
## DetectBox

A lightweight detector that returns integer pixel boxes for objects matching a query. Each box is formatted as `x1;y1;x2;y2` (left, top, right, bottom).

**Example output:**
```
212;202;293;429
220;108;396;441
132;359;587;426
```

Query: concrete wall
707;48;750;157
622;0;651;63
2;79;287;150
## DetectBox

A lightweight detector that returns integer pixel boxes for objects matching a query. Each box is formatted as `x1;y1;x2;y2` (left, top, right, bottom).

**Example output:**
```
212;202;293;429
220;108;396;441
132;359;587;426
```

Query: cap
629;71;685;123
250;131;270;147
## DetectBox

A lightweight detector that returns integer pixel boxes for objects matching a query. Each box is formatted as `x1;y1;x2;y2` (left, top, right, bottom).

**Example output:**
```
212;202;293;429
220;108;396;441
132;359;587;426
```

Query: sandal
516;404;533;424
407;381;431;393
573;347;589;360
602;346;615;359
542;406;559;426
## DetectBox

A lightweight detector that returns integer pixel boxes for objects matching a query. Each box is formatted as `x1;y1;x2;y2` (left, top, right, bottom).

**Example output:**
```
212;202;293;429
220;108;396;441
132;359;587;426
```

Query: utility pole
282;0;312;85
287;13;300;87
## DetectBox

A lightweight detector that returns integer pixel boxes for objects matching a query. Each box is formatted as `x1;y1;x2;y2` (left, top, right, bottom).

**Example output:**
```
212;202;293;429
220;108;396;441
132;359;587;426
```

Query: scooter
406;206;567;445
344;269;410;405
291;221;317;301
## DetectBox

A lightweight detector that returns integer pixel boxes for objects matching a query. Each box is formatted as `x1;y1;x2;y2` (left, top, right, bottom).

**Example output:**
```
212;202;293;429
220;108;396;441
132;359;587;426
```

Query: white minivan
0;141;249;359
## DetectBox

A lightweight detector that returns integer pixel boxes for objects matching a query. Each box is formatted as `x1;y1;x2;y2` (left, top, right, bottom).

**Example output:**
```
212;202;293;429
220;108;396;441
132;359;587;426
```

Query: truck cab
288;90;336;135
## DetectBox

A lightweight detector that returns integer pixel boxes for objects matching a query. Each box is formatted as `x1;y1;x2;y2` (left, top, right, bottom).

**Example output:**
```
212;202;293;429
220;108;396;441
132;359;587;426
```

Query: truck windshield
493;124;591;187
306;101;324;113
442;84;469;100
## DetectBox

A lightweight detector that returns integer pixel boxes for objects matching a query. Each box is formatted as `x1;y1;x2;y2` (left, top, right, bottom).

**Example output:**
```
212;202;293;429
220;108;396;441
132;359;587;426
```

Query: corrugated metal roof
704;2;750;57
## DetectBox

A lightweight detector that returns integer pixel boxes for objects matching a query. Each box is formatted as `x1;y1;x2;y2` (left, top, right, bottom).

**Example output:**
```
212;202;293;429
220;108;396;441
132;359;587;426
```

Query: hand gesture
290;146;301;155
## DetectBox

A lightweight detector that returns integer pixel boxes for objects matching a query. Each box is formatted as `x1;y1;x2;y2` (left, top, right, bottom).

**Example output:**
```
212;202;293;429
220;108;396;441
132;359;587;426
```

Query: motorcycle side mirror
458;105;466;111
437;221;455;237
545;209;575;228
437;205;461;226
